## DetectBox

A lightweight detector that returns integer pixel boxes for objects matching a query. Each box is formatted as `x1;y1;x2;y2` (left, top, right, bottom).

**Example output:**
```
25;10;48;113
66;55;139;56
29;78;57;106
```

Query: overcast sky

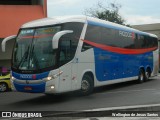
47;0;160;25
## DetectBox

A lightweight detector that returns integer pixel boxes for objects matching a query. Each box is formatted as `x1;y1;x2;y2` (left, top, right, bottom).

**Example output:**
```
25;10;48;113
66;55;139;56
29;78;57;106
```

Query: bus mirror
2;35;16;52
52;30;73;49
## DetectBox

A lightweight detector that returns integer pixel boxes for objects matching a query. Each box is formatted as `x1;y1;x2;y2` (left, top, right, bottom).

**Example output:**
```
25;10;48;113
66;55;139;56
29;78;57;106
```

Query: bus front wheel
81;75;94;95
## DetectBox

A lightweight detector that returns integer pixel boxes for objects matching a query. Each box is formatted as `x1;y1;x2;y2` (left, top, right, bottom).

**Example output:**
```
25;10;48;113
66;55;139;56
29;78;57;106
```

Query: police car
0;74;11;92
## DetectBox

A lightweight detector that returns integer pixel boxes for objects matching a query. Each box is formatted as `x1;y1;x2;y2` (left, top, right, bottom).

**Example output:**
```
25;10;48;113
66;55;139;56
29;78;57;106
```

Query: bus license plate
24;86;32;90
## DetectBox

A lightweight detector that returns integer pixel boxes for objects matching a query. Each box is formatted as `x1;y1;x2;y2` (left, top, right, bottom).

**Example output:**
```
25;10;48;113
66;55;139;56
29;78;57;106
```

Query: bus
1;15;159;95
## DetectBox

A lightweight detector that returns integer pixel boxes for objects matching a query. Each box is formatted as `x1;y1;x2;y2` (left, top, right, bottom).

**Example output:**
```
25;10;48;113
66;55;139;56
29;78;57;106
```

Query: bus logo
32;75;36;79
20;74;32;79
119;31;132;38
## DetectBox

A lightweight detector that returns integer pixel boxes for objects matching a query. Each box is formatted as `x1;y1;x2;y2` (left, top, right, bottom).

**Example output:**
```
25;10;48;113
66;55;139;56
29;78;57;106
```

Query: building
132;23;160;40
0;0;47;67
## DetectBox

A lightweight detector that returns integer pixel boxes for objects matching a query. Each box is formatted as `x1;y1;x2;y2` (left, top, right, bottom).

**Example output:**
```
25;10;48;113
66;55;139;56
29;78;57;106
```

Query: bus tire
138;69;145;83
145;69;151;81
81;75;94;95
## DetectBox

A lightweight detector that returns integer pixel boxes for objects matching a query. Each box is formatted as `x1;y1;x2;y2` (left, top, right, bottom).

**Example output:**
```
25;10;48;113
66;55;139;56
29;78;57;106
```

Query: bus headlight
44;76;53;81
51;85;55;89
46;76;52;81
44;71;63;81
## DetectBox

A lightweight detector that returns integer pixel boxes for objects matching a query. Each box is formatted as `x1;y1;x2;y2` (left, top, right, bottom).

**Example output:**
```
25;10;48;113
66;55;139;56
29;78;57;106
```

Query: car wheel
0;83;8;92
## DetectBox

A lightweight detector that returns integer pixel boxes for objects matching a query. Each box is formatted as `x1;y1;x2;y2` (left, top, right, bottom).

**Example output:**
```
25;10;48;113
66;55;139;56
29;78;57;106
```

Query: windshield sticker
20;34;54;39
21;30;34;34
43;28;54;33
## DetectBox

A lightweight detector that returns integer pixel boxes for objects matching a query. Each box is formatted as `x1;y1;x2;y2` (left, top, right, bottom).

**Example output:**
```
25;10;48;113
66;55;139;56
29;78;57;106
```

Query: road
0;75;160;112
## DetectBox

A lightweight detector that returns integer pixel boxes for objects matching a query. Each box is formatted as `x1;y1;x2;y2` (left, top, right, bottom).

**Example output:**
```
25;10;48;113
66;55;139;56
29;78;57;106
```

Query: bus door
71;57;78;90
58;40;72;92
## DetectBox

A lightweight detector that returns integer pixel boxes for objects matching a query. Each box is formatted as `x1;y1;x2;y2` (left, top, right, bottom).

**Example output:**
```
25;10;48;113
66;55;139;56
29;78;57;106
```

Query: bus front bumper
11;79;57;93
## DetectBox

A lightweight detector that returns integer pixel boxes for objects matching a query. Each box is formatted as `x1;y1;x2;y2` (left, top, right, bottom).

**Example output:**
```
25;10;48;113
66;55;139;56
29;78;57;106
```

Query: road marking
84;103;160;111
99;88;159;94
76;117;158;120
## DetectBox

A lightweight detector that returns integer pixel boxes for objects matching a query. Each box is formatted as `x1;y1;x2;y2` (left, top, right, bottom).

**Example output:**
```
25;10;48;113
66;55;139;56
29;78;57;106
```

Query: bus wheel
138;69;145;83
81;75;94;95
0;83;8;92
145;69;150;81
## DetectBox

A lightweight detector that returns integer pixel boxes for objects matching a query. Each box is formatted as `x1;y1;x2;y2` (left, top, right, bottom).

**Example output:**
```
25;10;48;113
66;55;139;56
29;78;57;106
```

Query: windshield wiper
32;52;40;70
29;46;41;71
17;46;30;69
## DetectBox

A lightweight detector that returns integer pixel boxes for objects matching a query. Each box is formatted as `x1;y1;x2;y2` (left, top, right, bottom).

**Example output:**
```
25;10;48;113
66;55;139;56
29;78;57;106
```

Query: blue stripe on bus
12;71;49;80
93;47;153;81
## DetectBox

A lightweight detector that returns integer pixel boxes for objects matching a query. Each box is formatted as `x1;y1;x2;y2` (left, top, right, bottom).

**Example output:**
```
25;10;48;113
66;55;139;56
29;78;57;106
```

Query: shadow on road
94;78;156;94
7;79;156;109
8;92;80;106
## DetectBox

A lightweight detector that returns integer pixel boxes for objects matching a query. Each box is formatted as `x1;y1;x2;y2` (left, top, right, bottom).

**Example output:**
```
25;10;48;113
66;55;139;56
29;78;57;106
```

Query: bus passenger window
82;43;92;52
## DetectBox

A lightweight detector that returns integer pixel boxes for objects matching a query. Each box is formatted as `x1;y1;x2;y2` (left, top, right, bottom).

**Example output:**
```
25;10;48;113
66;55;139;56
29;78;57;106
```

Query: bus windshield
12;26;61;71
12;22;84;73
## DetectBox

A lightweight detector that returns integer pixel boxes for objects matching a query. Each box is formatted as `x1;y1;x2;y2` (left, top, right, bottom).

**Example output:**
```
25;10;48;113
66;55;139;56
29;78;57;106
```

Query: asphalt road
0;75;160;112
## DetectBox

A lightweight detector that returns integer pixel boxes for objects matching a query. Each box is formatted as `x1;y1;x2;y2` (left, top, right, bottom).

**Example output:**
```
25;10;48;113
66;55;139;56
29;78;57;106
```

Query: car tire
0;83;8;92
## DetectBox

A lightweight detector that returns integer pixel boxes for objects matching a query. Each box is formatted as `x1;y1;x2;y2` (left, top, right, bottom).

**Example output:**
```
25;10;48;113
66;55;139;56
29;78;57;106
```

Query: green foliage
84;2;130;26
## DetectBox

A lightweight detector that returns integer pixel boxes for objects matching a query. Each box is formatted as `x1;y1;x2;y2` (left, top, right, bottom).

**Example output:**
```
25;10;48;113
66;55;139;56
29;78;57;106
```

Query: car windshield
12;26;61;71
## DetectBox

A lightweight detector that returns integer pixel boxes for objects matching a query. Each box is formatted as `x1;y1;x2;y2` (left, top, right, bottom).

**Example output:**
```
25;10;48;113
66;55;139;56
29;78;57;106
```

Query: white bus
2;16;159;95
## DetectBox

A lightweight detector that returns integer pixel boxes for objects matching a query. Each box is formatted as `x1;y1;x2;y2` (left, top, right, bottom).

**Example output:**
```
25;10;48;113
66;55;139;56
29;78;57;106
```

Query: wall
0;0;47;68
132;23;160;40
0;38;15;67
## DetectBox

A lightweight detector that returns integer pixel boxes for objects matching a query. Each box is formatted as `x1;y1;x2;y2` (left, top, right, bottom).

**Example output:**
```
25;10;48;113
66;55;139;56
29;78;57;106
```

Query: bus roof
21;15;158;38
21;15;87;28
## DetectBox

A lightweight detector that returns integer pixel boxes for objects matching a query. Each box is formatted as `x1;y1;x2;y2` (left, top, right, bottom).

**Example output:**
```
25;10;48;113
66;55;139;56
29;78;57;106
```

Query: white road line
84;104;160;111
76;117;159;120
99;88;159;94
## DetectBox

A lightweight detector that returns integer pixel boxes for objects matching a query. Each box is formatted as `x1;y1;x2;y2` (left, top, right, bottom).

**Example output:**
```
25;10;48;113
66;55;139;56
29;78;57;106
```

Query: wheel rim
140;72;144;81
146;72;149;79
81;79;90;92
0;83;7;92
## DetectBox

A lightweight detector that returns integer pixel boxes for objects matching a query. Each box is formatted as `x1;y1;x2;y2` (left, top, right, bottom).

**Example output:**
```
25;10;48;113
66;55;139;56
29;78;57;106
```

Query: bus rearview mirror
1;35;16;52
52;30;73;49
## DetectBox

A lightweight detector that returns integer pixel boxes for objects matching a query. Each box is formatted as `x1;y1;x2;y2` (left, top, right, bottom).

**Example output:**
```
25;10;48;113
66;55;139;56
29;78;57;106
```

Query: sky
47;0;160;25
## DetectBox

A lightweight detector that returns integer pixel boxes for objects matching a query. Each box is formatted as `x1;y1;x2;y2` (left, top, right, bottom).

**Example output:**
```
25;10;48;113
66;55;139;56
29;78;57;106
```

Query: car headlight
11;76;15;81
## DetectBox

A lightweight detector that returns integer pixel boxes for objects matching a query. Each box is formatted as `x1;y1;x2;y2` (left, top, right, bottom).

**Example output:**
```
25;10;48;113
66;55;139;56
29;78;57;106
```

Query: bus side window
82;43;92;52
82;25;100;52
135;34;143;48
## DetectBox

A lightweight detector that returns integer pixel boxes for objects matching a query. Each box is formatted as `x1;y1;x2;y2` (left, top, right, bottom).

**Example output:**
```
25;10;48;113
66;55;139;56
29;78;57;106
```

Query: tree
84;1;130;26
